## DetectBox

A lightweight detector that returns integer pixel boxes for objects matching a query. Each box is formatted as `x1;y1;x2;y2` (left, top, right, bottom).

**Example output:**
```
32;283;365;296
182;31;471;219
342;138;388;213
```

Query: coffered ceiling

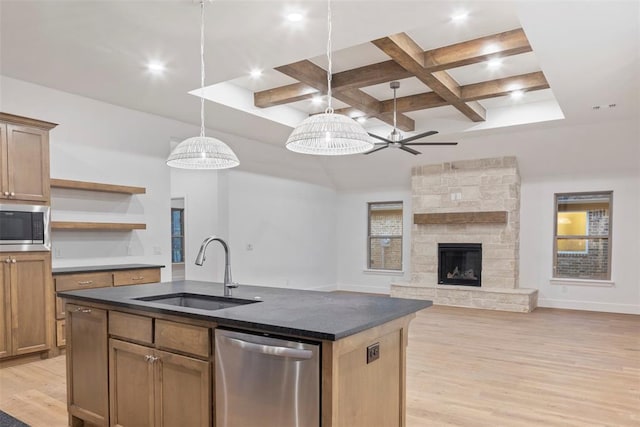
0;1;638;189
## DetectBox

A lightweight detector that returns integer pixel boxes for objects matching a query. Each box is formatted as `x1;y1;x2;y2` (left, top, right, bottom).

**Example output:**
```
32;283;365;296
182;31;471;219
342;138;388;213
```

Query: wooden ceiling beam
424;28;532;72
254;82;318;108
331;60;413;90
373;33;486;122
334;71;548;118
275;60;415;131
256;28;533;108
460;71;549;101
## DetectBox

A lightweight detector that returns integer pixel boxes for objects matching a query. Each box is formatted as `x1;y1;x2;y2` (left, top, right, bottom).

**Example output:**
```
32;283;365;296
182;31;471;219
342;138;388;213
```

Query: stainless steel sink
134;293;258;311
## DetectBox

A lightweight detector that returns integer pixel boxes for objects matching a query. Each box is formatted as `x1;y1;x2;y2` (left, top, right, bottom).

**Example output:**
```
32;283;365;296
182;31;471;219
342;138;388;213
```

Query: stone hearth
391;156;537;312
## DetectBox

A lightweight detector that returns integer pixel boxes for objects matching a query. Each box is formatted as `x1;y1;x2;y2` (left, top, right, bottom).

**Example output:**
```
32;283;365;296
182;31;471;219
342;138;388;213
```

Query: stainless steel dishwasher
215;328;320;427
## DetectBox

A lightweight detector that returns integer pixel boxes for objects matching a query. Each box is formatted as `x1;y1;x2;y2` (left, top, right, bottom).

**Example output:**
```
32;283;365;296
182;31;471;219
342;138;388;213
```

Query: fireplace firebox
438;243;482;287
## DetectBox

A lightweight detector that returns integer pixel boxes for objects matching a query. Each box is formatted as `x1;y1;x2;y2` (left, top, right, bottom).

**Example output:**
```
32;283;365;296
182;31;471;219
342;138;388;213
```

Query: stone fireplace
391;156;537;312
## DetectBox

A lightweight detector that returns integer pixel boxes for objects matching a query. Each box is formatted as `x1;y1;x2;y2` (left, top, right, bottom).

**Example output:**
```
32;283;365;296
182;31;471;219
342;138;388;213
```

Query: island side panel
322;314;415;427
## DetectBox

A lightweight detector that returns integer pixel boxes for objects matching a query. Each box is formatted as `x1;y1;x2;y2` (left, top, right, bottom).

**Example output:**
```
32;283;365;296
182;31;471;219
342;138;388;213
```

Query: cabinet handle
4;258;10;263
77;280;93;285
2;191;8;196
11;259;16;263
145;355;159;363
131;276;145;281
9;192;15;197
73;307;92;313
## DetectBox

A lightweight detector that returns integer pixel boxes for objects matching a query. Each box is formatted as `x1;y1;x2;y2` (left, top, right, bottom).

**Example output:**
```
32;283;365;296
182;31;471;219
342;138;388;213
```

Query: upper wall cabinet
0;113;58;204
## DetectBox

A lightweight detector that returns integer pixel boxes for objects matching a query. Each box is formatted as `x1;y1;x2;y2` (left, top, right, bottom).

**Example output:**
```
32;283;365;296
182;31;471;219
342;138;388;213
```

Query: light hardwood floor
0;306;638;427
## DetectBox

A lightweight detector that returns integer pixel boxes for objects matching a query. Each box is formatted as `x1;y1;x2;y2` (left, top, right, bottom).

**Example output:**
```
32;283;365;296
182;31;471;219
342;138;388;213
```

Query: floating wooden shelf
52;221;146;231
414;211;508;225
51;179;146;195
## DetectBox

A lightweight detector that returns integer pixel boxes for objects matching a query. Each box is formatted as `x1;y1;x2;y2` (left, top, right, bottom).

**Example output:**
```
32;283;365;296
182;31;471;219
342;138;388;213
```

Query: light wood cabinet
66;304;108;427
109;339;212;427
0;253;52;359
109;339;211;427
0;113;57;204
52;266;162;349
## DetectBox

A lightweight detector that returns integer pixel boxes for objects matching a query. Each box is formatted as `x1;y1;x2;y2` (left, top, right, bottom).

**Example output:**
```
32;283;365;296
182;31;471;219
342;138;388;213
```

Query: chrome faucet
195;236;237;296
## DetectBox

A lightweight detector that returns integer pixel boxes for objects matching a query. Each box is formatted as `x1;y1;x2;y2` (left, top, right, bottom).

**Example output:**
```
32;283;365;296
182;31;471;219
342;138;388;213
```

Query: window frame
552;191;612;280
367;201;403;271
171;207;185;264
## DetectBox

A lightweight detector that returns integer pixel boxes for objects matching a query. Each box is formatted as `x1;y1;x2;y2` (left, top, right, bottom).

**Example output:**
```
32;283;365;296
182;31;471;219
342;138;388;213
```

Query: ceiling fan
365;81;458;155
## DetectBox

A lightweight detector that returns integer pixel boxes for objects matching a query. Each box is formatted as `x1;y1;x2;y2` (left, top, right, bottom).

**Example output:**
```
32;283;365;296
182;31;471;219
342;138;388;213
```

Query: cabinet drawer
113;268;160;287
155;319;210;359
109;311;153;345
55;296;65;319
56;319;66;347
55;272;112;292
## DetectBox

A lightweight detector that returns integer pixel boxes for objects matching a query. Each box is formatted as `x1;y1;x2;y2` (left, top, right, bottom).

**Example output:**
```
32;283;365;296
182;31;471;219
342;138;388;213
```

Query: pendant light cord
325;0;333;114
200;0;206;138
393;85;397;131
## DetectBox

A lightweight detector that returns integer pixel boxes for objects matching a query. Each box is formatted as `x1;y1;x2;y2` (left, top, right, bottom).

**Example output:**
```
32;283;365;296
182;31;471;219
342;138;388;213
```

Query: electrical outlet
366;342;380;364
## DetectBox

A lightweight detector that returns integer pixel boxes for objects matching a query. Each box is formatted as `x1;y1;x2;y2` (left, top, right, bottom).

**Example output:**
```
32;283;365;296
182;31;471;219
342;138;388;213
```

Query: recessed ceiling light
510;90;524;99
482;44;499;55
146;61;166;74
451;11;469;22
250;69;263;78
286;12;303;22
487;58;503;69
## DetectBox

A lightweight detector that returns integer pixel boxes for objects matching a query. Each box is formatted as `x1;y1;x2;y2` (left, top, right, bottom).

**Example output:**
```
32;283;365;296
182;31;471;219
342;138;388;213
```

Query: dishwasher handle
225;336;314;360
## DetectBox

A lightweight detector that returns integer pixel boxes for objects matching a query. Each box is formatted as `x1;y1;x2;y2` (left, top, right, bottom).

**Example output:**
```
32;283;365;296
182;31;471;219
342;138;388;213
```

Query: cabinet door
109;339;155;427
9;253;51;355
66;304;108;426
0;124;8;197
0;262;10;358
155;349;211;427
5;124;50;202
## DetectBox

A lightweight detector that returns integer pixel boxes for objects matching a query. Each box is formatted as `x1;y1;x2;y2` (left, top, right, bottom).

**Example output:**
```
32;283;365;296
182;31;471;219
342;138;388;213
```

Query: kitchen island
59;280;431;427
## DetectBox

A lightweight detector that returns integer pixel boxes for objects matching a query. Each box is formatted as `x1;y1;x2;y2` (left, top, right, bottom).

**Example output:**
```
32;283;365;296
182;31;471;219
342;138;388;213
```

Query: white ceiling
1;0;638;190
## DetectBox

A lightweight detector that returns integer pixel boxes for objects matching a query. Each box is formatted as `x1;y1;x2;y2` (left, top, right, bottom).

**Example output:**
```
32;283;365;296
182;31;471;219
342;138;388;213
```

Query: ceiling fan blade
364;144;390;155
399;145;421;155
403;142;458;146
400;130;439;144
368;133;392;144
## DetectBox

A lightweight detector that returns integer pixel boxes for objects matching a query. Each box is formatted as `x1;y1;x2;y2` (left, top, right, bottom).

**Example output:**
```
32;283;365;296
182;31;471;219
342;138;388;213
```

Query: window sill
363;269;405;276
550;278;614;287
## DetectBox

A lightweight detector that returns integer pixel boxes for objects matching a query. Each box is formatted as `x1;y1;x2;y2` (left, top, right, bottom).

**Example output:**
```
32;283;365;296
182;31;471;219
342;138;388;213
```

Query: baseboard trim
538;298;640;315
336;283;390;295
306;284;338;292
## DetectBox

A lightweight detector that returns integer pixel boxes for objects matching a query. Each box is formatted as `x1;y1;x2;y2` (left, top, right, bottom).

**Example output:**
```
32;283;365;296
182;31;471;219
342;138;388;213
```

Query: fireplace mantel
414;211;508;225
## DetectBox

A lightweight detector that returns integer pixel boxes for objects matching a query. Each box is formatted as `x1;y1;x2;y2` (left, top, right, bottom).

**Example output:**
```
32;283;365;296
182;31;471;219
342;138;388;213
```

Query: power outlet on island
366;342;380;364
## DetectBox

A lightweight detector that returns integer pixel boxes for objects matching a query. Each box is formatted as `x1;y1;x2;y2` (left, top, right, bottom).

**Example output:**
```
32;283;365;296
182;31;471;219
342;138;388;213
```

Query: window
368;202;403;271
171;208;185;264
554;192;612;280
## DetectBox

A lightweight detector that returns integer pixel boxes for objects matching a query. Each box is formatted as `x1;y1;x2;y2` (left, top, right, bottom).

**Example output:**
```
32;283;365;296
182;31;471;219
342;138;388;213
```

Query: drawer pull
77;280;93;285
145;355;159;363
131;276;145;281
73;307;92;313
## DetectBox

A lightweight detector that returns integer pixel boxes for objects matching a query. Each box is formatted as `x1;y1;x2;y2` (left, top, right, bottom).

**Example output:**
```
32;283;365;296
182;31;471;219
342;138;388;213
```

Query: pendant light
167;1;239;169
285;0;374;156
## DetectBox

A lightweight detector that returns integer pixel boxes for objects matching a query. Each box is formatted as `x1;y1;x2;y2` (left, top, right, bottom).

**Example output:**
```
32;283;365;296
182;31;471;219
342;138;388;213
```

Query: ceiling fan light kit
365;81;458;156
167;0;239;170
285;0;373;156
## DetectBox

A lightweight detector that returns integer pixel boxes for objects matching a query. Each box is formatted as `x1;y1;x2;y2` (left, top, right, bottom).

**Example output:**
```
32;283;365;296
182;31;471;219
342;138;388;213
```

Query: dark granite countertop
52;264;165;274
58;280;431;341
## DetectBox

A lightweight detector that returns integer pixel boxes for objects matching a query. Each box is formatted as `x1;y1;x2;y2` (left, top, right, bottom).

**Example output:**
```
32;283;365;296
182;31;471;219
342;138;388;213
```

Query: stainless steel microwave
0;204;51;252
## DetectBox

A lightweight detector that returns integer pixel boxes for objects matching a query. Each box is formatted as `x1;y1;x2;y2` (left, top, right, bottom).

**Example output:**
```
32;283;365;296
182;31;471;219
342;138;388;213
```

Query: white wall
227;171;337;290
520;172;640;314
0;76;195;281
336;189;412;294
